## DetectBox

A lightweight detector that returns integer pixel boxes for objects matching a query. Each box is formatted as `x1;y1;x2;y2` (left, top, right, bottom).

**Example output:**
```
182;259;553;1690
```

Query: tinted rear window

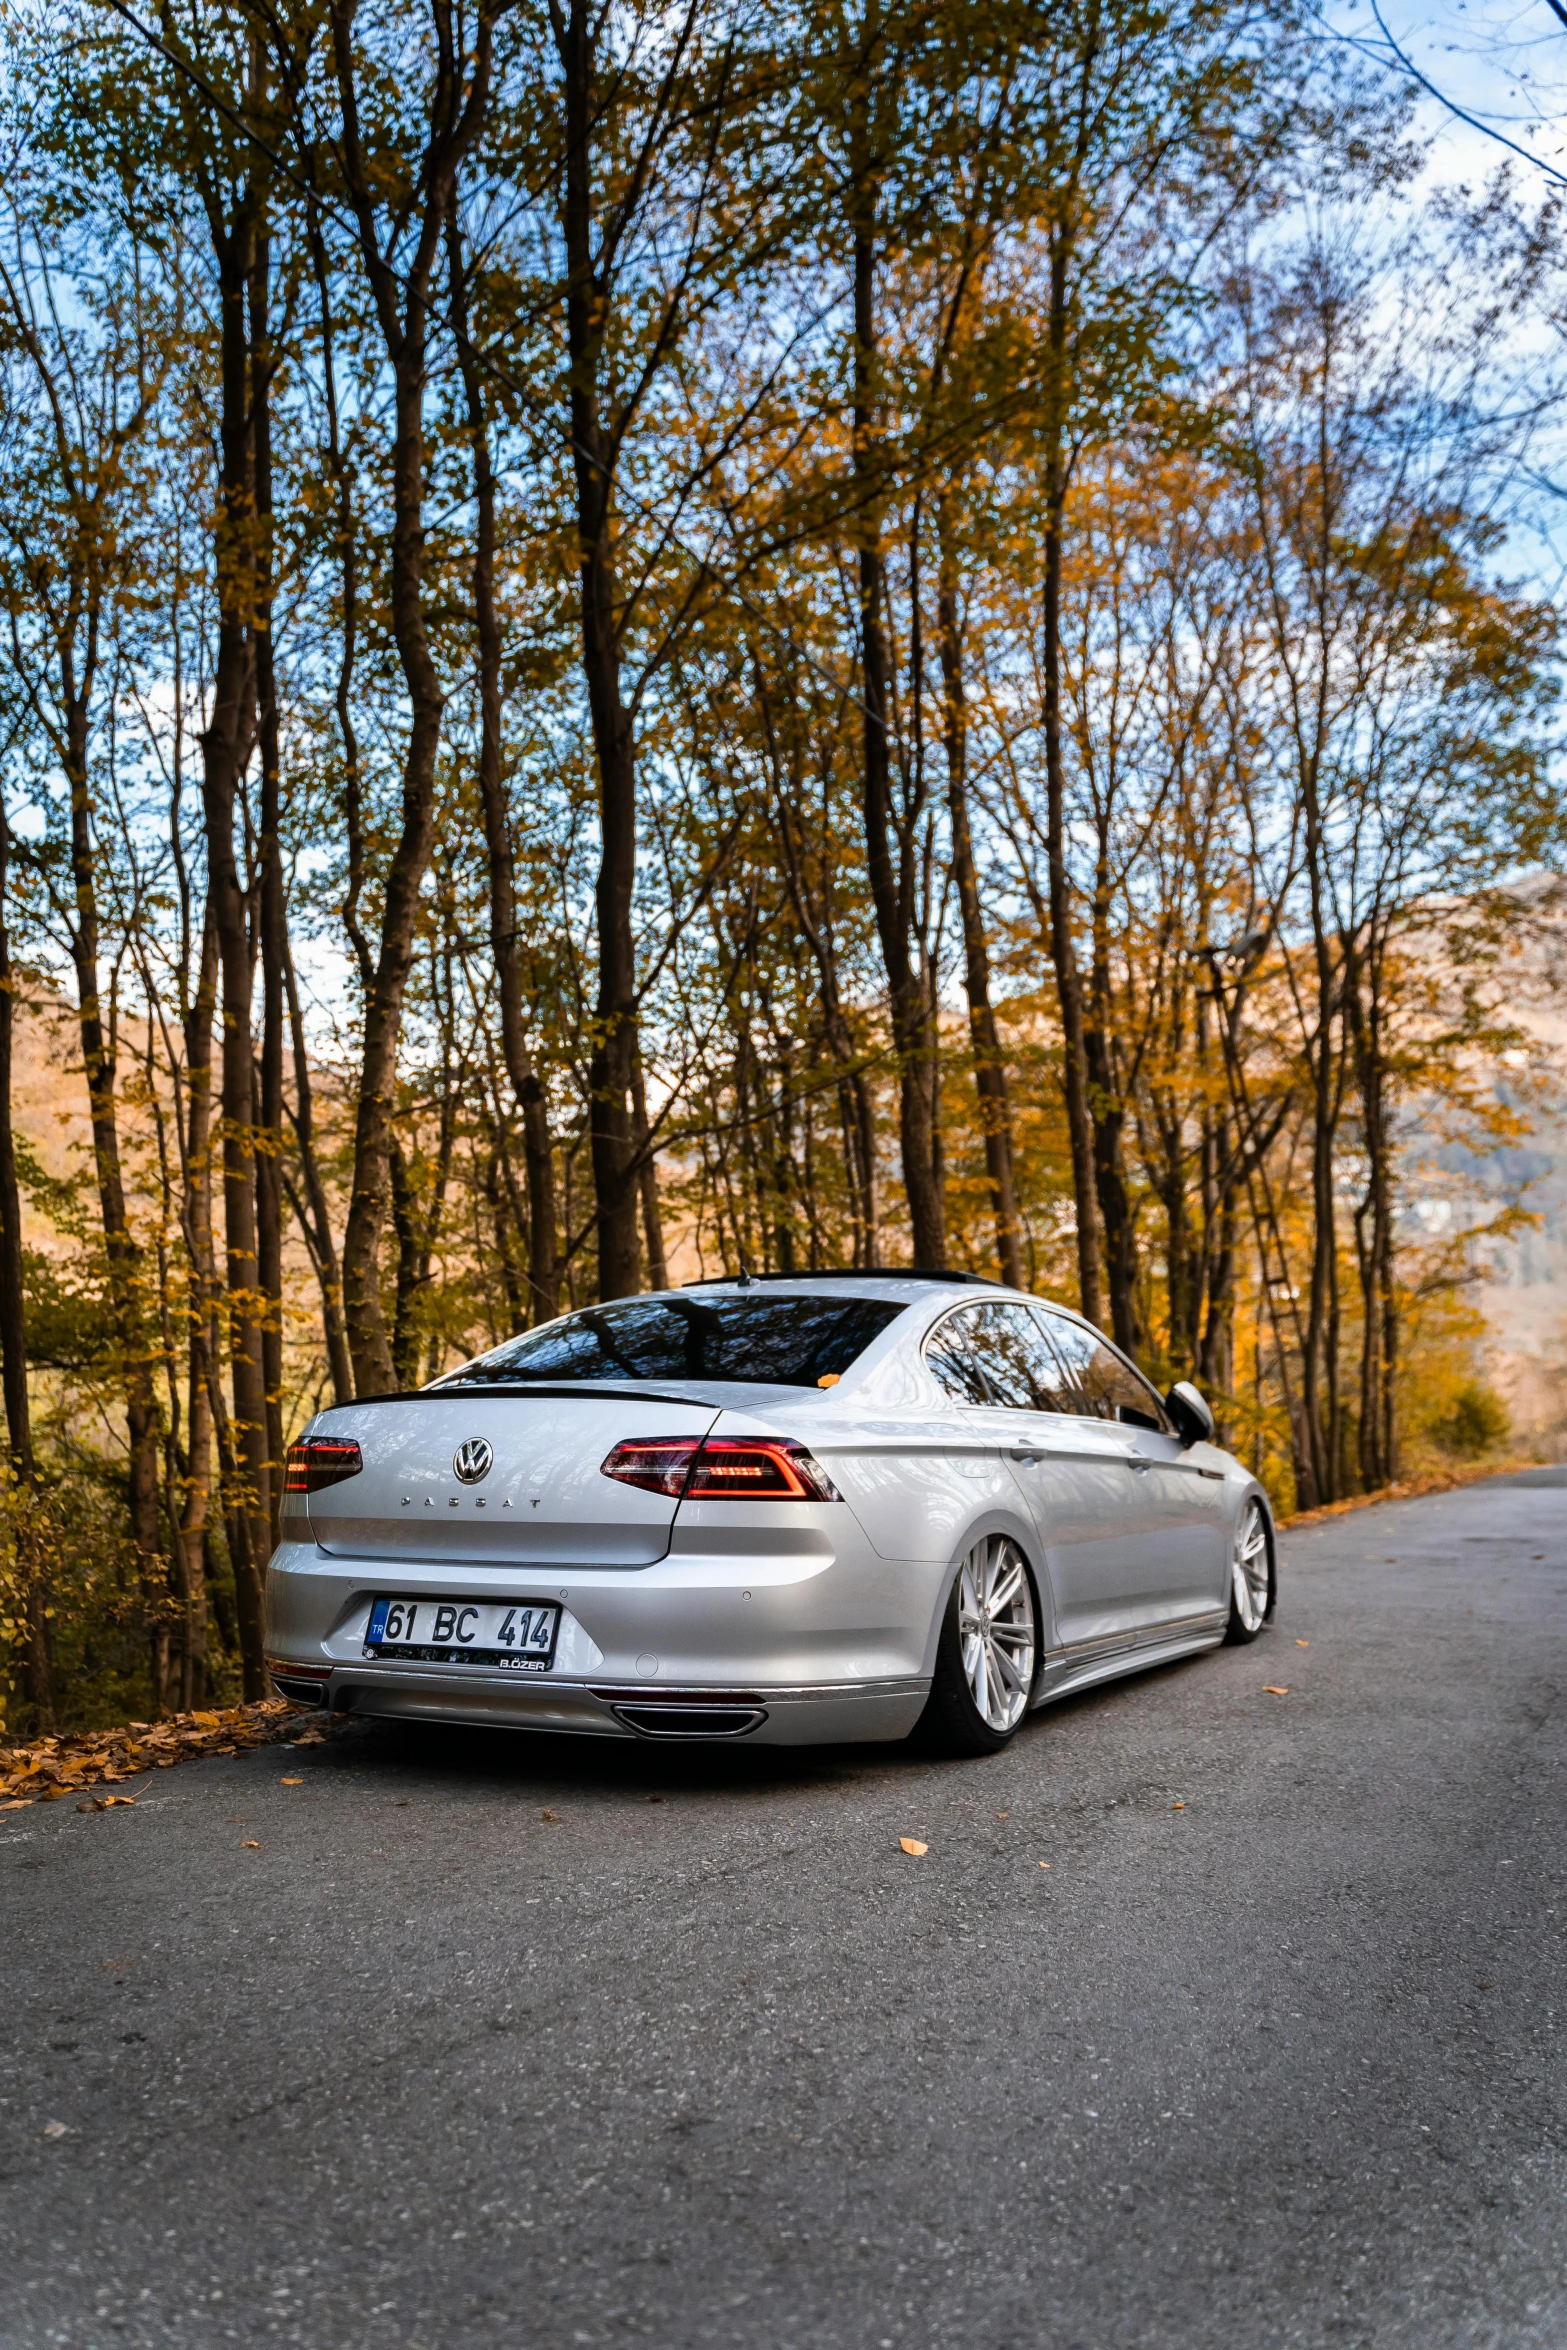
444;1294;906;1389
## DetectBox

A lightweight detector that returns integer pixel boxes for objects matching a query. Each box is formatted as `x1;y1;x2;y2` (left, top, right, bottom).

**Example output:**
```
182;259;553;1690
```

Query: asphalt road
3;1472;1565;2350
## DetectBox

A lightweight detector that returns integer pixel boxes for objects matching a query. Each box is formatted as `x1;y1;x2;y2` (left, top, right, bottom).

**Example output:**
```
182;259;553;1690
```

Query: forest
0;0;1562;1733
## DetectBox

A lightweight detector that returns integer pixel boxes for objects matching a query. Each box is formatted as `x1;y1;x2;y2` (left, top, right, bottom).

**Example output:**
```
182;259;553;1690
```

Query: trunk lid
304;1389;721;1567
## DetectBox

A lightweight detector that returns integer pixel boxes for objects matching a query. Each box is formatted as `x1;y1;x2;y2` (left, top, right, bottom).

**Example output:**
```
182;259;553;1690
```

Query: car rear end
264;1286;934;1744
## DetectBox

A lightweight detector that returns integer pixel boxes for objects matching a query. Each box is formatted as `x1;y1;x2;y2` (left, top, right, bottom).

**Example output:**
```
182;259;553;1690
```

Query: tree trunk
329;0;496;1383
1346;925;1397;1491
177;901;219;1708
1041;242;1102;1328
281;932;353;1404
1297;777;1339;1509
555;0;641;1303
446;218;559;1322
631;1046;669;1290
937;529;1023;1288
1085;821;1139;1355
252;226;286;1547
851;129;943;1266
65;686;169;1702
200;193;269;1693
0;798;53;1730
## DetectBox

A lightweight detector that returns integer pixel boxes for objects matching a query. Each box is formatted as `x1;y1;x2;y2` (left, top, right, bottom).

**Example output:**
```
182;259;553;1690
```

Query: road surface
3;1470;1565;2349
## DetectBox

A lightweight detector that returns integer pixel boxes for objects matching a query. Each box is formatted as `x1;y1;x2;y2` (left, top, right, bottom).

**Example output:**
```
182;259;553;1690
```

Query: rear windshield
443;1294;906;1390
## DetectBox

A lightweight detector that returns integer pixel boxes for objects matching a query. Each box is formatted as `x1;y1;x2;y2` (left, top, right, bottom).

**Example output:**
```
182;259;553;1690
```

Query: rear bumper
264;1658;926;1744
264;1530;939;1745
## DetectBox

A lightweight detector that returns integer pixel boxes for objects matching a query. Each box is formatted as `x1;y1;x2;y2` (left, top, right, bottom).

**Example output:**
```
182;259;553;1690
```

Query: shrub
1430;1381;1511;1459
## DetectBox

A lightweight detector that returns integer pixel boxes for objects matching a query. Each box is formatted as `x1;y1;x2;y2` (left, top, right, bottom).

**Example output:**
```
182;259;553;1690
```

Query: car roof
673;1272;1093;1327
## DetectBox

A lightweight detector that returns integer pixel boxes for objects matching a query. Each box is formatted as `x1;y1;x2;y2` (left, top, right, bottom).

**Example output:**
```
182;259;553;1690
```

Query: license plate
363;1596;560;1672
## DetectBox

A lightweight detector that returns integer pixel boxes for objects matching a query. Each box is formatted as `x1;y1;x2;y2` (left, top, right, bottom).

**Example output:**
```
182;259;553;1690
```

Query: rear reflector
285;1437;363;1493
600;1436;839;1500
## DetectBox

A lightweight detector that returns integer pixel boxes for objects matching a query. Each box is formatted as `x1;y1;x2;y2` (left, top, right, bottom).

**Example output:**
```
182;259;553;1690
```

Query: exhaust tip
611;1703;768;1740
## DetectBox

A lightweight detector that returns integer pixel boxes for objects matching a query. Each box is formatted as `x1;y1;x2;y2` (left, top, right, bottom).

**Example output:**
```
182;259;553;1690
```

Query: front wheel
913;1535;1039;1756
1224;1500;1272;1642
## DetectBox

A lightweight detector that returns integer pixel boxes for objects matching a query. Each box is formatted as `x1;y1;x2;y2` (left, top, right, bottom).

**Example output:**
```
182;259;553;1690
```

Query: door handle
1128;1459;1152;1474
1009;1450;1042;1465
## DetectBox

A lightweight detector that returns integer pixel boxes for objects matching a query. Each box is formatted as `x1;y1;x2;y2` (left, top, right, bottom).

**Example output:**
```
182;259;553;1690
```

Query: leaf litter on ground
0;1699;350;1809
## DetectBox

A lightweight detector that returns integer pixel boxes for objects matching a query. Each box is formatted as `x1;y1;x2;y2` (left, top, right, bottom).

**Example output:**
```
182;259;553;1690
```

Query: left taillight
600;1436;840;1501
285;1437;363;1494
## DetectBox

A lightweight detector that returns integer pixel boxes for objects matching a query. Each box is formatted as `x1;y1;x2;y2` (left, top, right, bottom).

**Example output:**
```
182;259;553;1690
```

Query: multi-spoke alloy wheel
916;1535;1039;1754
958;1536;1037;1733
1225;1500;1271;1642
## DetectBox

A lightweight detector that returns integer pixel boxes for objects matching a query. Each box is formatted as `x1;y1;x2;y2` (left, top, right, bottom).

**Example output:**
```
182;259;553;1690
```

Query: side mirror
1166;1380;1215;1450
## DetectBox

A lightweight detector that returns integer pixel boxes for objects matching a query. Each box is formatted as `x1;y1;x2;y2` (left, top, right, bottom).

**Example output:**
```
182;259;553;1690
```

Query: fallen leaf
899;1837;928;1857
1038;1861;1051;1870
240;1839;260;1849
1263;1685;1290;1697
995;1811;1010;1820
41;2120;69;2140
540;1808;558;1823
280;1777;303;1786
1296;1639;1309;1648
1171;1801;1186;1810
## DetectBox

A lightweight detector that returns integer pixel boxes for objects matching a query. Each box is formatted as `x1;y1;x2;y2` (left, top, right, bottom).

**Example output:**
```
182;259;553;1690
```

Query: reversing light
600;1436;840;1500
284;1437;363;1493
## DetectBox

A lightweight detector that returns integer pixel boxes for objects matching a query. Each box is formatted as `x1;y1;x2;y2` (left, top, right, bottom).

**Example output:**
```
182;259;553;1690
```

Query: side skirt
1033;1611;1229;1708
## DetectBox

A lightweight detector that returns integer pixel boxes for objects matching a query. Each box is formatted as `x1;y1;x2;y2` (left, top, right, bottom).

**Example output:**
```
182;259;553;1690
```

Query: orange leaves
0;1699;299;1809
898;1837;928;1857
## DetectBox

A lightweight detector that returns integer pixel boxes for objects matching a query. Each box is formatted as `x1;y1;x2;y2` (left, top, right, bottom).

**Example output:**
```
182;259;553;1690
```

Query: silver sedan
265;1273;1276;1754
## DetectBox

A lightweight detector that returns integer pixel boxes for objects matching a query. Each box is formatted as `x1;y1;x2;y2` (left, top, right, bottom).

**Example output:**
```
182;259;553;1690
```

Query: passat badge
453;1438;494;1485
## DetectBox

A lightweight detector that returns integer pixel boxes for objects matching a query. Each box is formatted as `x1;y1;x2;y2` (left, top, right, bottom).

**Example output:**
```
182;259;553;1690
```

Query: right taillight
285;1436;363;1493
600;1436;840;1501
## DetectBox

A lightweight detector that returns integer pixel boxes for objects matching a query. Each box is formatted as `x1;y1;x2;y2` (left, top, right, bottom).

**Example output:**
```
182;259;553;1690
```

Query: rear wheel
1224;1500;1272;1642
914;1535;1039;1756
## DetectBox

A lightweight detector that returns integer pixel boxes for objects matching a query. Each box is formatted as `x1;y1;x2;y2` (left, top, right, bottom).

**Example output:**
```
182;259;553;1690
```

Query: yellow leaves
280;1777;303;1786
898;1837;928;1857
240;1839;260;1849
1171;1800;1186;1810
75;1795;134;1812
1262;1685;1290;1697
0;1699;295;1809
540;1807;559;1823
1296;1639;1310;1648
41;2120;69;2140
1038;1861;1051;1870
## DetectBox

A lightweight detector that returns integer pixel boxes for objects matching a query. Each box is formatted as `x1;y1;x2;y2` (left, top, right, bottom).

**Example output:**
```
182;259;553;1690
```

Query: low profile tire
1224;1500;1272;1643
913;1534;1039;1757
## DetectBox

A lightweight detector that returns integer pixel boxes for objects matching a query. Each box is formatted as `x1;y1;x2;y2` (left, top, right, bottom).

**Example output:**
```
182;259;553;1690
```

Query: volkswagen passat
265;1273;1276;1754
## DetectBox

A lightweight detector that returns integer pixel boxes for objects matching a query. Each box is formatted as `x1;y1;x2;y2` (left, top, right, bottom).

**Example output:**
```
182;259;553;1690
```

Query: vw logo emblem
453;1438;493;1485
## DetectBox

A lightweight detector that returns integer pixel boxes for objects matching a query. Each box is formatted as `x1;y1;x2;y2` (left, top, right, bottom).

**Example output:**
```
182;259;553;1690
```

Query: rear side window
443;1294;906;1390
1037;1312;1170;1432
925;1301;1075;1411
